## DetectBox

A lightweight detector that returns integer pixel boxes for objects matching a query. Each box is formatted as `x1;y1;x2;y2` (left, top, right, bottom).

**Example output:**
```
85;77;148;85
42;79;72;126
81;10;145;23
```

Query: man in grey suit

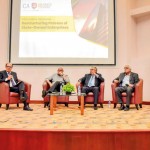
77;66;104;110
0;63;33;111
113;65;139;111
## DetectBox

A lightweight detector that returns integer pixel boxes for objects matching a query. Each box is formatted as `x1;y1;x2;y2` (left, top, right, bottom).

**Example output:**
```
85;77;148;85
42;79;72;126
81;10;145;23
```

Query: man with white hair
113;65;139;111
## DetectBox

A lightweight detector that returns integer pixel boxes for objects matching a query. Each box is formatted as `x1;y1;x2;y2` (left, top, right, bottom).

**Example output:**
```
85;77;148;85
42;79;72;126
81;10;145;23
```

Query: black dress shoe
124;106;129;111
94;106;98;110
42;90;47;98
118;105;125;110
23;106;33;111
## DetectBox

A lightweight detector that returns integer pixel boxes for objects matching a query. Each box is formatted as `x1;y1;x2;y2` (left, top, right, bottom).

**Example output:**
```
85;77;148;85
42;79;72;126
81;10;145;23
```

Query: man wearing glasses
113;65;139;111
77;66;104;110
0;63;33;111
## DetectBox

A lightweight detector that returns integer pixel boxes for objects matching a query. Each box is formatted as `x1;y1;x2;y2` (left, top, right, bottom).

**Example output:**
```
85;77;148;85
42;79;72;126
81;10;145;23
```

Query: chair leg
78;102;81;106
0;104;2;108
135;104;139;110
139;104;142;108
65;103;68;107
44;102;47;108
17;103;19;107
100;103;103;108
114;103;117;109
6;104;9;110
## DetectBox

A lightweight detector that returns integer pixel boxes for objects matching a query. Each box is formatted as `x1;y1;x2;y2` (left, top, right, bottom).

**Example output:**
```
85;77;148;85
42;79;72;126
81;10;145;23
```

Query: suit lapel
4;70;8;77
120;73;125;82
129;72;133;83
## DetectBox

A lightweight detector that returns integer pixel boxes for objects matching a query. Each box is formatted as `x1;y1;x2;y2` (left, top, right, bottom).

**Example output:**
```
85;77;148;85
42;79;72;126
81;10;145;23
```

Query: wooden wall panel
0;129;150;150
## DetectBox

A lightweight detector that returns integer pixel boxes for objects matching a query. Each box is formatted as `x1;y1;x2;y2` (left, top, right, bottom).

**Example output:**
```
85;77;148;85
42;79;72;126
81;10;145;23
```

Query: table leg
50;95;54;115
80;95;84;115
54;96;57;108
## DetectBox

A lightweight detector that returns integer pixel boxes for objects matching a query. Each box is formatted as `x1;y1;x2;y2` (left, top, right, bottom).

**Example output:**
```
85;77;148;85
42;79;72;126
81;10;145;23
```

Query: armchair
0;80;31;110
76;82;105;108
111;78;143;110
42;81;69;108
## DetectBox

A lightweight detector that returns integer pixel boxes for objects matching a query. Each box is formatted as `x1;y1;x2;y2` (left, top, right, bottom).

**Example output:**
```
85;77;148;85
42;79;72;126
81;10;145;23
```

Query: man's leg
124;87;134;111
115;87;126;110
10;86;33;111
42;81;61;98
81;86;90;94
91;87;99;107
81;86;90;106
47;81;61;93
17;82;28;101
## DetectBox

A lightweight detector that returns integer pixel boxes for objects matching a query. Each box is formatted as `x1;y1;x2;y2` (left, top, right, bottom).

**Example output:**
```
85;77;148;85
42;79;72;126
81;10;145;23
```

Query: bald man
42;67;70;97
113;65;139;111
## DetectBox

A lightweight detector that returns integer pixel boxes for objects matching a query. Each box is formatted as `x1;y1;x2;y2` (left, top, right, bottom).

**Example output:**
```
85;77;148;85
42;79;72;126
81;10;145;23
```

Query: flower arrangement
62;83;75;93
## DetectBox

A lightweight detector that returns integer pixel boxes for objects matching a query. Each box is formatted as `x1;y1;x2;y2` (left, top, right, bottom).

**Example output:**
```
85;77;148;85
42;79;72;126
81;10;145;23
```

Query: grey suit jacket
0;70;19;85
113;72;139;88
79;73;104;87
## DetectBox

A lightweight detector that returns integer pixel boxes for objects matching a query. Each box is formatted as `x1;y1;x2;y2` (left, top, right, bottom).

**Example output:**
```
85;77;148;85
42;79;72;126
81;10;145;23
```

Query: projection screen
10;0;116;65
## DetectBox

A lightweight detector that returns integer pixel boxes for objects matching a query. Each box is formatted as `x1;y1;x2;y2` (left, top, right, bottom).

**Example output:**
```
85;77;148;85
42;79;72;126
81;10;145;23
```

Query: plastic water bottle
78;85;81;95
108;100;111;108
60;84;63;95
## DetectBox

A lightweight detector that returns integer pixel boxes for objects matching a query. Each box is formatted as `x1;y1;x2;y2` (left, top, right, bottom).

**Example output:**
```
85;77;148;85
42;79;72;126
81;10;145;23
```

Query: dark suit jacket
79;73;104;87
0;70;19;85
113;72;139;88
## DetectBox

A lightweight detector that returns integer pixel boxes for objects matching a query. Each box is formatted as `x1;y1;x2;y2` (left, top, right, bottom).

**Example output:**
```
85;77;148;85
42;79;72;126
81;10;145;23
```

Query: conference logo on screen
32;3;37;9
22;1;52;11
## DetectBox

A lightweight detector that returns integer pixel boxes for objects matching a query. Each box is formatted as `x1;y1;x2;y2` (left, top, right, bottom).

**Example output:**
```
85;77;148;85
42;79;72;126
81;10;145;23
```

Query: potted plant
62;83;75;95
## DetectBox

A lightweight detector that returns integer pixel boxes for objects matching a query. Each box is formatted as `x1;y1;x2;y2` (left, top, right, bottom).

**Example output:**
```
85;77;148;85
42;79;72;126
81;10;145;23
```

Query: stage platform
1;104;150;149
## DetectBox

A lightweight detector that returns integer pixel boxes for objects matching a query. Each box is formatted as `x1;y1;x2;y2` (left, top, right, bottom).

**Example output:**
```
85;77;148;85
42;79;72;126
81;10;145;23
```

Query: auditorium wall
0;0;150;101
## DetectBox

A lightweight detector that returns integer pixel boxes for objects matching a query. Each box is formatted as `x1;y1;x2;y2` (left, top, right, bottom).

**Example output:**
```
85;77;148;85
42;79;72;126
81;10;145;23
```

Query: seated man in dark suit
77;66;104;110
0;63;33;111
113;65;139;111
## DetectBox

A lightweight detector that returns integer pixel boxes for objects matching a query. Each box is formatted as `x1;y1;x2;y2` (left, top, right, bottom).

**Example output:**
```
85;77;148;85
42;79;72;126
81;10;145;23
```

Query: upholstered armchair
76;82;105;108
0;80;31;110
42;81;69;108
111;78;143;110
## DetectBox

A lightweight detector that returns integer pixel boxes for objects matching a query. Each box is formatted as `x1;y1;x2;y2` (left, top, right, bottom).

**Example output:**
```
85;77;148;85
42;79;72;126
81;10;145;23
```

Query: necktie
8;73;16;87
88;75;94;87
11;78;16;87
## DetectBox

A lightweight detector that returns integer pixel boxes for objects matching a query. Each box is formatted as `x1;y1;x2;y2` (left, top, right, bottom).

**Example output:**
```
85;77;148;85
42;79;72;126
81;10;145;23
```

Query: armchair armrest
111;82;119;103
22;80;31;101
134;79;143;104
100;82;105;101
42;81;50;91
0;82;10;103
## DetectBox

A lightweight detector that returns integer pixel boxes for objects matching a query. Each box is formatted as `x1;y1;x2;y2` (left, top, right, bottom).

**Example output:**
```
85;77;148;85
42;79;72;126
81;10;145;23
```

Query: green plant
62;83;75;93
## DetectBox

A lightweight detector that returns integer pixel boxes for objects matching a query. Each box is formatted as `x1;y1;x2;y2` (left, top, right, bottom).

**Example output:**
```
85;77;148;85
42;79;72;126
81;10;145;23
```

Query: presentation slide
10;0;115;65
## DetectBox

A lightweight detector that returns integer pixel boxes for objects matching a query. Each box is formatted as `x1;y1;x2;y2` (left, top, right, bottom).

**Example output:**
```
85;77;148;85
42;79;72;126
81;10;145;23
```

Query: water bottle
78;85;81;95
108;100;111;108
60;83;63;95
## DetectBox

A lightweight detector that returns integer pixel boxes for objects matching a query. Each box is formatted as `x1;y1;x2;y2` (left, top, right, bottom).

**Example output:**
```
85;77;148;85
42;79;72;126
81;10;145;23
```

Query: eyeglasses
6;66;12;68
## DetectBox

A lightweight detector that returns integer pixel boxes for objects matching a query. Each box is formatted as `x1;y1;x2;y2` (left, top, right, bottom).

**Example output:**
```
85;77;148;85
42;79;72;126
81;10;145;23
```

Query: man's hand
7;75;13;80
93;73;99;78
76;81;81;86
58;71;63;76
129;83;134;88
113;80;119;83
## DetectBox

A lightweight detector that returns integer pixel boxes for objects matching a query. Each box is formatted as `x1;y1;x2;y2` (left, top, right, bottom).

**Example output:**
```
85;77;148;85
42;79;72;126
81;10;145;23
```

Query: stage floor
0;104;150;130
